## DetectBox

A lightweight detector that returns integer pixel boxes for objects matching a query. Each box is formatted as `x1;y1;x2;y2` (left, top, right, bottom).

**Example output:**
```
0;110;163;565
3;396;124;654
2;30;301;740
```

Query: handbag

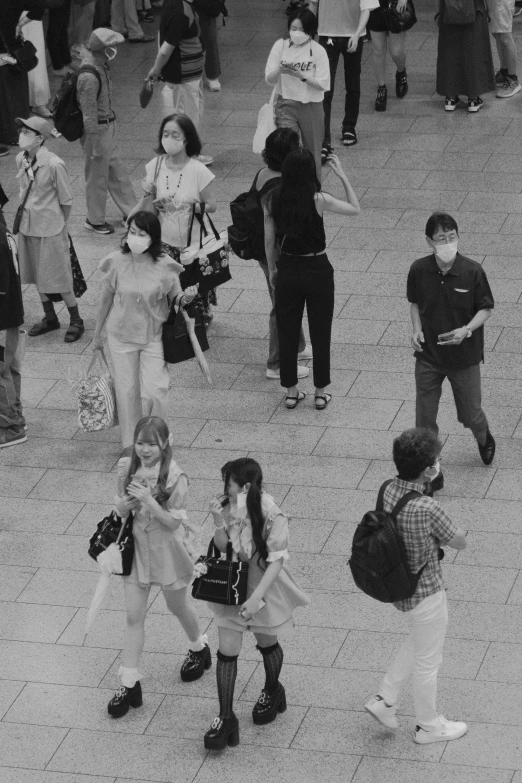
88;510;135;576
380;0;417;32
46;235;87;301
9;35;38;74
139;77;154;109
162;297;209;364
253;87;277;154
179;206;231;294
192;538;249;605
74;348;118;431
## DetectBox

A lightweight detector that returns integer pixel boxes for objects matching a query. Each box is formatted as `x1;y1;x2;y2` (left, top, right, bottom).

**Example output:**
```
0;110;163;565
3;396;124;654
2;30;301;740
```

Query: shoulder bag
380;0;417;32
88;510;134;576
179;205;231;294
162;295;209;364
192;538;249;605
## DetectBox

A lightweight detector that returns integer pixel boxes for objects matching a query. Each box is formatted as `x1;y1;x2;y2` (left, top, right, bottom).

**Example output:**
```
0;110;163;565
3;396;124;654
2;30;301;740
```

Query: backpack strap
76;65;103;99
250;169;263;192
375;479;393;511
390;490;422;520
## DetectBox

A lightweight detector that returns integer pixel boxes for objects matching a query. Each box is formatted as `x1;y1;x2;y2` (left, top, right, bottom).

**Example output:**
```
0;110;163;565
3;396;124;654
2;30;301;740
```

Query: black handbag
180;206;232;295
46;235;87;301
192;538;249;605
10;36;38;73
88;511;135;576
162;299;209;364
380;0;417;32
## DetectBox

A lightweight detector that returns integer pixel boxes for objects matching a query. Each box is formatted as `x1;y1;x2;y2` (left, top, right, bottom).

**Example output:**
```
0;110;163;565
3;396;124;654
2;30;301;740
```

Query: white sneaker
196;154;214;166
206;78;221;91
365;695;399;729
266;366;310;380
298;344;313;360
414;715;468;744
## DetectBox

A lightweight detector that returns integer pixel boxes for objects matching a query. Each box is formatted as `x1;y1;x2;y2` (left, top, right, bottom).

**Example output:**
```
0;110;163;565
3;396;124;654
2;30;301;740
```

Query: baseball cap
89;28;125;51
15;116;53;140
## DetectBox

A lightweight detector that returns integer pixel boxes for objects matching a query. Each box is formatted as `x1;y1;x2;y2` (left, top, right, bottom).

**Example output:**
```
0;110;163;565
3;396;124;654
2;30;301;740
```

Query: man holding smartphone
407;212;496;493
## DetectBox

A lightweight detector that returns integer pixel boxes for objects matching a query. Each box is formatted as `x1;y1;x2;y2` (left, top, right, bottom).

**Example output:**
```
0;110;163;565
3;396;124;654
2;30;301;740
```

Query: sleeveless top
278;198;327;256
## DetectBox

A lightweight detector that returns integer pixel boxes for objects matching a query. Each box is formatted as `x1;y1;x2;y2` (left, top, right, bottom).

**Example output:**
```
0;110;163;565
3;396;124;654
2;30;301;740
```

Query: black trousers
47;0;72;70
276;253;335;389
319;36;364;144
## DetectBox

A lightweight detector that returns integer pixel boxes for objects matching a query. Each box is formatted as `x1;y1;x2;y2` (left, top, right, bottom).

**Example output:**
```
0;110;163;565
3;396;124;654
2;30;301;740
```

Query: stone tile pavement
0;0;521;780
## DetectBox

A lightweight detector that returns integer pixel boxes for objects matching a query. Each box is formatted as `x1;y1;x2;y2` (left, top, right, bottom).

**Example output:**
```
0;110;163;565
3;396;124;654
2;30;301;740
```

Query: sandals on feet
321;143;333;165
315;393;332;410
64;320;85;343
285;391;306;410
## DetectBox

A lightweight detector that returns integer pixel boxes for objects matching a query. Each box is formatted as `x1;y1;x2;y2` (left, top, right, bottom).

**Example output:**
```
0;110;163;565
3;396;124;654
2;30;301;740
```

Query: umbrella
84;534;125;641
181;306;213;388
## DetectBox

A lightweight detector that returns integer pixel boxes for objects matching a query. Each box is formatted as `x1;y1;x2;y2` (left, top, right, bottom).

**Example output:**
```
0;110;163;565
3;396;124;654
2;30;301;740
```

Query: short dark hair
262;128;300;171
287;7;318;36
121;210;164;260
155;113;202;158
392;428;442;481
425;211;459;239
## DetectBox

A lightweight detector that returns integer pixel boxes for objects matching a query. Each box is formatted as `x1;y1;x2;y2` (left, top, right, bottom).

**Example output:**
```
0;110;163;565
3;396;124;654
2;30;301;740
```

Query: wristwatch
465;327;472;338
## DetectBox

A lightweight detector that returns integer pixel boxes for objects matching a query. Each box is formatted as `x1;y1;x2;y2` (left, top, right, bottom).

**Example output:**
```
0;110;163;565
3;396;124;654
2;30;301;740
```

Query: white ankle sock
118;665;142;688
188;633;208;652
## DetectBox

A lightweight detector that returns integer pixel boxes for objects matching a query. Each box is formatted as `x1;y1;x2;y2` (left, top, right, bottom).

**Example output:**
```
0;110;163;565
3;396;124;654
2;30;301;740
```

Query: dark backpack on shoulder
227;171;266;261
52;66;102;142
348;480;426;603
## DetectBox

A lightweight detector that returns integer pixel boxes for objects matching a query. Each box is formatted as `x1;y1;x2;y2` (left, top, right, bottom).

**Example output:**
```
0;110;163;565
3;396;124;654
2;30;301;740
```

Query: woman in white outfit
19;14;51;116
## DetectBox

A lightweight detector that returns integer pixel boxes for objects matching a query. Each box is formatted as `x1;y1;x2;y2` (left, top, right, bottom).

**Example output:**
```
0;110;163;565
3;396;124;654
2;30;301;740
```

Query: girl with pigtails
203;457;310;751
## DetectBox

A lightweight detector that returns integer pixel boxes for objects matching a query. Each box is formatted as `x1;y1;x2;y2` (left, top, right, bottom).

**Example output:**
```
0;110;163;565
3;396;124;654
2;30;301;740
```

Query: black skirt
436;8;495;97
0;65;30;145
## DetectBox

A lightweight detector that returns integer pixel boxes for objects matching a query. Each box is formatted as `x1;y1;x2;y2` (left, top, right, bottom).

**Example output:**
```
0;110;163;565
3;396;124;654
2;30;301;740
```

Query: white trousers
379;590;448;729
161;78;203;130
107;334;170;447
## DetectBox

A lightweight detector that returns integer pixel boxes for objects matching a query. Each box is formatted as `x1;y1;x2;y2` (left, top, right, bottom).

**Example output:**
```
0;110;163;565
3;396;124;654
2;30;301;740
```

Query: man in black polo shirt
407;212;496;491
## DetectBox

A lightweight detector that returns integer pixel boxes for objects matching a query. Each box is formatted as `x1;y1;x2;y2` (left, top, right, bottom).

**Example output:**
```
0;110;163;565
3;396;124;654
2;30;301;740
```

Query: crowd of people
0;0;504;757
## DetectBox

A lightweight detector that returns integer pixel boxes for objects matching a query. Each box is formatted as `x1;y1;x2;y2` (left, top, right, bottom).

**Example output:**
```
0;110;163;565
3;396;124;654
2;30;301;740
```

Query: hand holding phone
437;331;454;345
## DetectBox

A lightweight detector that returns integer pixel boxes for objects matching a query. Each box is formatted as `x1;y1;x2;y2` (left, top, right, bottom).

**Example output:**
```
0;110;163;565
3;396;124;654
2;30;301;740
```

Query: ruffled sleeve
165;460;201;557
98;253;119;294
263;495;290;563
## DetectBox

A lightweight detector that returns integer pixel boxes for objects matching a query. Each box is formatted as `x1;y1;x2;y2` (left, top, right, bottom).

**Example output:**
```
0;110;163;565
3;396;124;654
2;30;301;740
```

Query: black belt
98;116;116;124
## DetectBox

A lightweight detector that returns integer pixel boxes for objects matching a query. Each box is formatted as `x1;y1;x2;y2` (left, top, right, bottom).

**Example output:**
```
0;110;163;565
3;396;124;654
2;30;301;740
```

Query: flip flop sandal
285;391;306;410
315;393;332;410
64;321;85;343
321;143;333;165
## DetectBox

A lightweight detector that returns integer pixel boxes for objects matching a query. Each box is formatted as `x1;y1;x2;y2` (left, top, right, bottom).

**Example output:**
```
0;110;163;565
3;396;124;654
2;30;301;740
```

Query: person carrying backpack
362;427;468;745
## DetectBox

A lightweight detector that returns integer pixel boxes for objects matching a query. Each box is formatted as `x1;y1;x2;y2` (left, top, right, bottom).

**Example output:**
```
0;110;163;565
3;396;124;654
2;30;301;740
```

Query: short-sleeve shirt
16;147;72;238
265;38;330;102
407;253;494;370
383;478;459;612
317;0;380;37
144;156;214;248
99;250;183;344
159;0;204;84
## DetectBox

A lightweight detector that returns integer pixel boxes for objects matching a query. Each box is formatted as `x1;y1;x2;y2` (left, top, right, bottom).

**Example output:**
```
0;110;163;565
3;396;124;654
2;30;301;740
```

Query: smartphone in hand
437;331;454;345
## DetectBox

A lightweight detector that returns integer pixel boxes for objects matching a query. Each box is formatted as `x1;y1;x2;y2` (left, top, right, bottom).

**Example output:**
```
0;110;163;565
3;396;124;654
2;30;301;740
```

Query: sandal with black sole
64;320;85;343
315;392;332;410
321;143;333;165
28;318;60;337
285;390;305;410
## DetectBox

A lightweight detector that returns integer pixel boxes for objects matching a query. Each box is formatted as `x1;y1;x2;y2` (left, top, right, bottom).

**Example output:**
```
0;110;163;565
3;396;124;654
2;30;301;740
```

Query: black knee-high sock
216;650;238;719
67;304;82;324
257;642;283;693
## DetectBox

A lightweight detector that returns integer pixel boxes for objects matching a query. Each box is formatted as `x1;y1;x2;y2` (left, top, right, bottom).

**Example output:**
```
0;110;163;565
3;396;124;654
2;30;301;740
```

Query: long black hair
269;148;321;237
221;458;268;566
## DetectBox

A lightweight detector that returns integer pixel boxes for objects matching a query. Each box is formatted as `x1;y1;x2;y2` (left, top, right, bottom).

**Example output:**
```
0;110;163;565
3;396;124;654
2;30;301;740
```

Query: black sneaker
252;684;287;725
180;644;211;682
467;96;483;113
395;69;408;98
85;219;114;234
375;85;387;112
478;430;496;465
107;682;143;718
204;714;240;750
0;145;10;157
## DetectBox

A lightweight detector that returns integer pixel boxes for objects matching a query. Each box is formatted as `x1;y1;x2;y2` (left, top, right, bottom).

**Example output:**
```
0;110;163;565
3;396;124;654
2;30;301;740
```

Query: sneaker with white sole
414;715;468;744
298;344;313;360
467;96;483;113
266;365;310;380
206;78;221;91
0;429;27;449
444;96;460;111
496;77;522;98
365;695;399;729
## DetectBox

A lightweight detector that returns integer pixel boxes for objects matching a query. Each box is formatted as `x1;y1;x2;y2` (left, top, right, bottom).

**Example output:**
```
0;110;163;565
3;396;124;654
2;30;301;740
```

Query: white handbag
74;348;118;432
252;87;277;154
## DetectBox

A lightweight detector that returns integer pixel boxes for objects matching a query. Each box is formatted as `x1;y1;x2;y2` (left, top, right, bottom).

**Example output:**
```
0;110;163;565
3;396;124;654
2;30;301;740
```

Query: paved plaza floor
1;0;522;780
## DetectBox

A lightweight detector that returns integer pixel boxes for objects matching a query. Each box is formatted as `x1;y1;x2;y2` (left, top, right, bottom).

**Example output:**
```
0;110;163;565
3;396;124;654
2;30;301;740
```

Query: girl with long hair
107;416;211;719
203;457;310;751
263;148;360;410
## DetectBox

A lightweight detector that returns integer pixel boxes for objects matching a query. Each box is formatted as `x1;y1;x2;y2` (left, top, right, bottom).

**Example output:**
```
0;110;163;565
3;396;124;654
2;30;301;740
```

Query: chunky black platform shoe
204;714;240;750
107;682;143;718
252;684;287;725
180;644;212;682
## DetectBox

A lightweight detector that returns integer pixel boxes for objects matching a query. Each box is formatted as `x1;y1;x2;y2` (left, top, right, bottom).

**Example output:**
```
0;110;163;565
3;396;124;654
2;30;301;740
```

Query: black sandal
64;320;85;343
285;390;305;409
28;317;60;337
315;393;332;410
321;143;333;165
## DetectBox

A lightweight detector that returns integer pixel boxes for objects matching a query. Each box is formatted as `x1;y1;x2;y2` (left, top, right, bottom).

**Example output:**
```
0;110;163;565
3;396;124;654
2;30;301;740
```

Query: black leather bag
88;511;135;576
192;538;249;605
10;36;39;73
380;0;417;32
46;235;87;301
162;300;209;364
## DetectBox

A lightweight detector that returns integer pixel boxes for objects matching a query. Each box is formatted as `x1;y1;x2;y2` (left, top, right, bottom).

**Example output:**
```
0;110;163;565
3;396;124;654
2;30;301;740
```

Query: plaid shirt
383;477;459;612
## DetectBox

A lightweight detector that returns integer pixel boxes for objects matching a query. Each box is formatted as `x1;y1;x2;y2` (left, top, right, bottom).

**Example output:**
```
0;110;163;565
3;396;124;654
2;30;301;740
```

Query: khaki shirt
16;146;72;238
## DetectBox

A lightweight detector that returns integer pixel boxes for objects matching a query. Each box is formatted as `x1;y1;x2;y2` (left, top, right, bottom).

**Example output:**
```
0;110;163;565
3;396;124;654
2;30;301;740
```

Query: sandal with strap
285;390;305;410
315;393;332;410
321;143;333;165
28;317;60;337
64;320;85;343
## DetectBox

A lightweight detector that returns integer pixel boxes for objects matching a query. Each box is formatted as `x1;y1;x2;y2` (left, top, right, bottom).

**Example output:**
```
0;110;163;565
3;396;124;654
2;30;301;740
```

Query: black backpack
52;66;102;142
227;171;266;261
348;480;426;603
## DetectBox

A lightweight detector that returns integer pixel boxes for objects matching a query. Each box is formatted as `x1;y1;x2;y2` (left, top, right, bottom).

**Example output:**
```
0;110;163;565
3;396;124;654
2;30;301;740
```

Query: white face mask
105;46;117;61
162;137;185;156
127;234;151;254
18;133;40;151
424;460;441;482
289;30;309;46
434;241;458;263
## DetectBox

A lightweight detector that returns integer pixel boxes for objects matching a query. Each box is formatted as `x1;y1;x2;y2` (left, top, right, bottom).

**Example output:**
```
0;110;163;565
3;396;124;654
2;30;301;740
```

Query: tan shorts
488;0;515;34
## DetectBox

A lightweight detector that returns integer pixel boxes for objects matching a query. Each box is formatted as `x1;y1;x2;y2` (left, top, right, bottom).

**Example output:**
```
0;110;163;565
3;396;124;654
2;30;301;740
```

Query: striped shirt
383;477;458;612
160;0;204;84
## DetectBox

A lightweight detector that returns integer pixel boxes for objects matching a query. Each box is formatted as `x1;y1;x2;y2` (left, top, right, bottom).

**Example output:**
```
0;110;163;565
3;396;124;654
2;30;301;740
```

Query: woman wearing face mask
265;7;330;179
91;211;198;448
15;116;85;343
134;113;217;327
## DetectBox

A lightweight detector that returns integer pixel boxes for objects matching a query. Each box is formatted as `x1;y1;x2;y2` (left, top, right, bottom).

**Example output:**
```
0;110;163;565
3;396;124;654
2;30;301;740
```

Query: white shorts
488;0;515;34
